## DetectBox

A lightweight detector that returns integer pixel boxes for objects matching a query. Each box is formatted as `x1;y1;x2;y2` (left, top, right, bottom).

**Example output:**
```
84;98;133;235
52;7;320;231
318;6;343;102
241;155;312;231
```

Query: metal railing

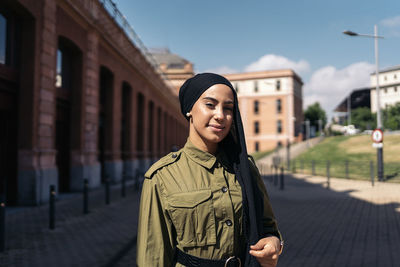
99;0;170;83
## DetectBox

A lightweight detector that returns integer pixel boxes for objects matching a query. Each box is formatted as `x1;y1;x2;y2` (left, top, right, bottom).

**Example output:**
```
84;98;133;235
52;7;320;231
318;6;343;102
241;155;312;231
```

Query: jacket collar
183;139;218;170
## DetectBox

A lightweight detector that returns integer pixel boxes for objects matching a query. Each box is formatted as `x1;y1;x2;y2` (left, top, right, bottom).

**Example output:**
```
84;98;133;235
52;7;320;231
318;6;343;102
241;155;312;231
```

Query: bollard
312;160;315;176
270;165;274;183
261;164;265;177
345;160;349;179
326;161;330;189
279;167;285;190
49;185;56;230
370;161;374;187
83;179;89;214
274;166;278;186
121;173;126;198
292;160;296;174
300;160;304;174
0;199;5;252
105;178;110;205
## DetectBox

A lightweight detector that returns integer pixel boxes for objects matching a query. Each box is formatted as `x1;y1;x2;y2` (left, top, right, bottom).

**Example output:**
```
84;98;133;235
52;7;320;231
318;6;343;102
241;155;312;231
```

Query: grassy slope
251;149;275;161
294;134;400;182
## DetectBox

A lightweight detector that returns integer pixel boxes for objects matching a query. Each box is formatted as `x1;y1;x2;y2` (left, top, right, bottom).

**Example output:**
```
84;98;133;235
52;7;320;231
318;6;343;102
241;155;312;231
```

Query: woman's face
189;84;234;150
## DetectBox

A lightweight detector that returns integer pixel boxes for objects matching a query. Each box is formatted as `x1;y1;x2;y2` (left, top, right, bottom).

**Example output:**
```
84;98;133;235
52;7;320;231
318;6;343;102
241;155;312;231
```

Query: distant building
150;48;194;94
333;88;371;125
370;65;400;113
224;70;304;153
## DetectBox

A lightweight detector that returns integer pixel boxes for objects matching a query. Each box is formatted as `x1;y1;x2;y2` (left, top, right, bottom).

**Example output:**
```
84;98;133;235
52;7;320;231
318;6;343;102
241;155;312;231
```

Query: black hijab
179;73;264;267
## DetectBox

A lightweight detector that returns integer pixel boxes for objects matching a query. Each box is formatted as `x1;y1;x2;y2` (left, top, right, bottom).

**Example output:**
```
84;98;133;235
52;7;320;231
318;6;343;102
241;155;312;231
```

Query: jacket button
225;219;233;226
171;153;177;158
221;186;228;193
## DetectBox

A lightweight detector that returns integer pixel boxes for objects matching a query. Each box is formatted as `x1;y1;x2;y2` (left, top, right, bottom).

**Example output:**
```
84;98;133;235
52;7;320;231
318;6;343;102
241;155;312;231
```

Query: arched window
121;82;132;160
0;14;6;65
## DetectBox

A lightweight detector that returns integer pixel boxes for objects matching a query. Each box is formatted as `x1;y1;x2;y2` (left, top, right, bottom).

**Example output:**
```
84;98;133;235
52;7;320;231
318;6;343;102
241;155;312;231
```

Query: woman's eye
224;106;233;111
205;103;214;107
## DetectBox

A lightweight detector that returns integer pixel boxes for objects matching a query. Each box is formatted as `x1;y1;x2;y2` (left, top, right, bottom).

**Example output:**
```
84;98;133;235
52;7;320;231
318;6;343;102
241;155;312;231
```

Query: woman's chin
205;133;228;144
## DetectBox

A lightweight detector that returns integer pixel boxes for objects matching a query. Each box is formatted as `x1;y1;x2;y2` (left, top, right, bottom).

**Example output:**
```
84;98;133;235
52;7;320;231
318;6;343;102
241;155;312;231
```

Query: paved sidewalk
264;173;400;267
0;182;141;267
1;173;399;267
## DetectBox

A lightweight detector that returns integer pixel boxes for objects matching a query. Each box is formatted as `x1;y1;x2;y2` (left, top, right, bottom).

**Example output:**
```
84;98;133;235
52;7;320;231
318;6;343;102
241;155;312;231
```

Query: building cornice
223;69;303;85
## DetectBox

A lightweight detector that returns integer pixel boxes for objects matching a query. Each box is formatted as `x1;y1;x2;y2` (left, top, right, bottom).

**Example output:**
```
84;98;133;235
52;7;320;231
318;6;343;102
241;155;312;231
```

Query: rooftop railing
99;0;170;83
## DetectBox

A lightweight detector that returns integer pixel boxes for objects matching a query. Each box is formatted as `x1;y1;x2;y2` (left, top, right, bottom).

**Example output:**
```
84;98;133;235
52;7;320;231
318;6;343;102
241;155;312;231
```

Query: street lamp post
347;93;351;125
343;25;384;181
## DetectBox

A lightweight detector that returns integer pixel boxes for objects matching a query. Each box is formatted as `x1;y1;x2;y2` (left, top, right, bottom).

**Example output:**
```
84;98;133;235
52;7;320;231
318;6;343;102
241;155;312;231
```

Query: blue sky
114;0;400;118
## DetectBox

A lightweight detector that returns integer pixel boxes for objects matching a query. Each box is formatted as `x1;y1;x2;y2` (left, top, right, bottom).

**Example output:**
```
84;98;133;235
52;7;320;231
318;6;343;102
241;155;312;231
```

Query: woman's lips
208;124;225;132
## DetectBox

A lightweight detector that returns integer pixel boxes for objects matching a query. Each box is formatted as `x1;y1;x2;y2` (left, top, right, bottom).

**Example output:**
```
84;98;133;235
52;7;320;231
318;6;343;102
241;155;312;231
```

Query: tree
351;107;376;131
304;102;327;133
383;103;400;130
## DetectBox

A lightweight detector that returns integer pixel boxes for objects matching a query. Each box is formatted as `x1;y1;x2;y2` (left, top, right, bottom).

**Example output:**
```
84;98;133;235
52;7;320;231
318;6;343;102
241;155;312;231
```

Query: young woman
137;73;282;267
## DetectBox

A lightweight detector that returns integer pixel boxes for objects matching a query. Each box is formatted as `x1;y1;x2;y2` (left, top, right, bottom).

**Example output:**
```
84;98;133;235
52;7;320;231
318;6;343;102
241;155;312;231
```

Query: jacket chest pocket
167;189;216;248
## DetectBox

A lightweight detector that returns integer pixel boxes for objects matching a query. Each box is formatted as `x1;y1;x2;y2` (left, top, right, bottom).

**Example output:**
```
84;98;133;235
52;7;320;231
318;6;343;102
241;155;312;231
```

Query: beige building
370;65;400;113
224;70;304;153
151;48;194;94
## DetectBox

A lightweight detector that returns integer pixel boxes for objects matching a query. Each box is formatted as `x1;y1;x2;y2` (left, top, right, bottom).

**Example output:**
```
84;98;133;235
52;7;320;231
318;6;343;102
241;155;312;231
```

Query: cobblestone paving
1;174;399;267
0;182;140;267
265;174;400;267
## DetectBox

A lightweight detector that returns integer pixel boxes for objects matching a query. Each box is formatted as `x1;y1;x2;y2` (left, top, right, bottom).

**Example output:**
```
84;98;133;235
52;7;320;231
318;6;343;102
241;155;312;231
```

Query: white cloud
380;15;400;37
244;54;310;74
202;65;238;74
304;62;375;118
381;15;400;27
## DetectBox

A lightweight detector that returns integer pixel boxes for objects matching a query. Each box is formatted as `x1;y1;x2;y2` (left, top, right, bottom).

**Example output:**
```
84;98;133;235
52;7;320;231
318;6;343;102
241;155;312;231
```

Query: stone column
152;104;159;162
163;111;169;154
70;30;101;191
142;95;150;171
18;0;58;205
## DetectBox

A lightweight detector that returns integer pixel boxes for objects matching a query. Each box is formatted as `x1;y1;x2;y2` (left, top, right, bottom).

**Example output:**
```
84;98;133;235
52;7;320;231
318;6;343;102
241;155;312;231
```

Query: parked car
343;125;360;135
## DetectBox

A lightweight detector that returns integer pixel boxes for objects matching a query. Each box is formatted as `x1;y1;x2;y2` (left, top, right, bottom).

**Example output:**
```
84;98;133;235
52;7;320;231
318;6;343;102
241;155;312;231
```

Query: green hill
293;134;400;182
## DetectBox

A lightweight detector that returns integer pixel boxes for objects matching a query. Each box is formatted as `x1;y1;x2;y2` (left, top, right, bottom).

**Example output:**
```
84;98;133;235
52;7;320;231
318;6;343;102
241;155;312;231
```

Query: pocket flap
168;190;212;208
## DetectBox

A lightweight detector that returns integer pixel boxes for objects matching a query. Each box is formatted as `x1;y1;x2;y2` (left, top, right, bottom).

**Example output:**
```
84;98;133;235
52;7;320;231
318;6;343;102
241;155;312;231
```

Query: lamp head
343;30;358;36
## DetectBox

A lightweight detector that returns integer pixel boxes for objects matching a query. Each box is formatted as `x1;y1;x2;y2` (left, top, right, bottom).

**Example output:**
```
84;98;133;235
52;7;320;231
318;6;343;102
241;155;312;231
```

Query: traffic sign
371;129;383;143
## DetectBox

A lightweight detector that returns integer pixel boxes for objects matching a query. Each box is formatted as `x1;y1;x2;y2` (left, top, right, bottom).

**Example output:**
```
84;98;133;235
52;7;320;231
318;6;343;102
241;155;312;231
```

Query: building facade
370;65;400;113
151;48;194;95
0;0;187;205
224;70;304;153
333;88;371;125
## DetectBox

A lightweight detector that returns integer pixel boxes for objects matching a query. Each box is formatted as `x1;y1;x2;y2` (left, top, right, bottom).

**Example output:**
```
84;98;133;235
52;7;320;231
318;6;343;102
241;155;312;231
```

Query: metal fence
289;159;400;182
99;0;169;82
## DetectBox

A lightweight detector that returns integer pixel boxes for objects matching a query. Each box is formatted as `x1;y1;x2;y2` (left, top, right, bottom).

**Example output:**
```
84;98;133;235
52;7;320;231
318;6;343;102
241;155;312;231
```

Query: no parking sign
371;129;383;148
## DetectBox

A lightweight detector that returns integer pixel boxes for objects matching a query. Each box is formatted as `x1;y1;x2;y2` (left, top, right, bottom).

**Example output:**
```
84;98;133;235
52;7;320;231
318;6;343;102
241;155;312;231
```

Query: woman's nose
214;107;224;120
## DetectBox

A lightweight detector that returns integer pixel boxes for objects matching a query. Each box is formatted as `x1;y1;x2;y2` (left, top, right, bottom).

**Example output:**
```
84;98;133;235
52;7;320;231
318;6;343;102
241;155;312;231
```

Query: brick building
0;0;187;205
224;70;304;153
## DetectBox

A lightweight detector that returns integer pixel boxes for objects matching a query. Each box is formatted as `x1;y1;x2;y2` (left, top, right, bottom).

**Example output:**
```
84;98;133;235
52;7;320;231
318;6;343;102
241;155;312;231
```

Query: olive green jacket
136;139;280;267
